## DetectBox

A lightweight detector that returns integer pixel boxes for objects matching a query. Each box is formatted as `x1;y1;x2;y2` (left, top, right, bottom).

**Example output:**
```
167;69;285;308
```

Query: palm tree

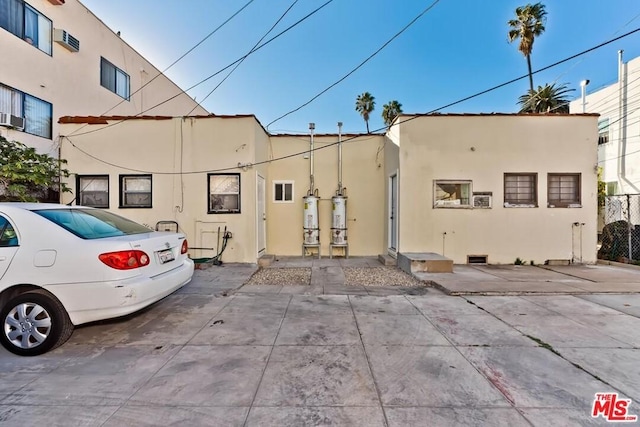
508;2;547;93
355;92;375;133
517;82;574;113
382;100;403;129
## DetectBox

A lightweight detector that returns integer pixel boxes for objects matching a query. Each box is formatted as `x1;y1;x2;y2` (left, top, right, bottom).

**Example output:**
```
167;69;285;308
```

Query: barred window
548;173;581;207
504;173;537;207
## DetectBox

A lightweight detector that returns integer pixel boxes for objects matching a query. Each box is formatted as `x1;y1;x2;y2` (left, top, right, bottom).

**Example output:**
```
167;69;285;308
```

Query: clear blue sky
81;0;640;134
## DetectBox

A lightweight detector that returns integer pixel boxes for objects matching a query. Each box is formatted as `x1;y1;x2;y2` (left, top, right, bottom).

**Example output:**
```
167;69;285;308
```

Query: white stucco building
569;51;640;195
0;0;206;155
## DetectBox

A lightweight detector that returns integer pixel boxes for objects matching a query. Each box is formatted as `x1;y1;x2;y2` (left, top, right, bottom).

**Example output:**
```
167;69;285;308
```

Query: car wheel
0;290;74;356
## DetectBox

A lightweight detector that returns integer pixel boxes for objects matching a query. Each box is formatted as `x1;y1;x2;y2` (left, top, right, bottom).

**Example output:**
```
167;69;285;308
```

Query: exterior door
389;173;398;253
257;175;266;256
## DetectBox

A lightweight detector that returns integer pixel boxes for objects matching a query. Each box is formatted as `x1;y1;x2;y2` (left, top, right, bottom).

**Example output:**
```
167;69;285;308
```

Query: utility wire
67;0;257;138
66;0;335;138
266;0;441;128
64;26;640;175
186;0;301;116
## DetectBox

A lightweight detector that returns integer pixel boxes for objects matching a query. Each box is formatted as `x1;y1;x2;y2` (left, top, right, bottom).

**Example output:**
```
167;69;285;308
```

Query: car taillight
99;250;150;270
181;239;188;254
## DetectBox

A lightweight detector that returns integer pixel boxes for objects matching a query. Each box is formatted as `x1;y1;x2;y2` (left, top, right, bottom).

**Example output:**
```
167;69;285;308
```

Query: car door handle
0;256;5;261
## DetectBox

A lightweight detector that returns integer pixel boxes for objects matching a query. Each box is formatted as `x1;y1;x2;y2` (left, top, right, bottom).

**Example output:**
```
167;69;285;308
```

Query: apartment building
0;0;206;155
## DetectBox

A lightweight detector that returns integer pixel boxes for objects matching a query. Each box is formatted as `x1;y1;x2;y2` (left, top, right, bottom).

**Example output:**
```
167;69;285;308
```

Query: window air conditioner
472;194;492;208
0;113;25;130
54;29;80;52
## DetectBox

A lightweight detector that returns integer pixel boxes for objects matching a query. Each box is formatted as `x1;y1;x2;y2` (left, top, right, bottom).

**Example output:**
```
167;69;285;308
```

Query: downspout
337;122;343;195
617;51;637;192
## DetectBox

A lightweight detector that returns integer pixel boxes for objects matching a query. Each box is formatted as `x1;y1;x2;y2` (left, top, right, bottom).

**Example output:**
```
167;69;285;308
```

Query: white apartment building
0;0;207;155
569;51;640;196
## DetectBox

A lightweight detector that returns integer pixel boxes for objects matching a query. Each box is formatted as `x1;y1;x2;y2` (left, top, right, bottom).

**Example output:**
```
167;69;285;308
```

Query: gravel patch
244;266;426;288
344;267;425;287
245;268;311;286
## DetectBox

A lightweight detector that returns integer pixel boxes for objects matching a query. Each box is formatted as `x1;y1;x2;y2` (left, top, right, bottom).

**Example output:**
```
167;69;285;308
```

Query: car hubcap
4;303;52;349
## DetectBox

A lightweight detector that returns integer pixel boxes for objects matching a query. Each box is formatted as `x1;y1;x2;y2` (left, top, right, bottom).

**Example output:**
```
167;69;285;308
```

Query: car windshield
34;208;151;239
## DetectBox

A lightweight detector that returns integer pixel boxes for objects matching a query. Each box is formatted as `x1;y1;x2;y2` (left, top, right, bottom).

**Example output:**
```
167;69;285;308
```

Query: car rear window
34;208;152;239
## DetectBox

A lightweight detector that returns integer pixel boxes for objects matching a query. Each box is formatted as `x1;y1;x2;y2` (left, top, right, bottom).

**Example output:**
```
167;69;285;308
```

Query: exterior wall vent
0;113;25;130
47;0;65;4
472;193;492;208
54;29;80;52
467;255;488;264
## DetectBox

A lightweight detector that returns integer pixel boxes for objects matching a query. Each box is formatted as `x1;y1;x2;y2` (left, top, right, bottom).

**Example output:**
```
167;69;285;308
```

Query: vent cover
467;255;488;264
54;29;80;52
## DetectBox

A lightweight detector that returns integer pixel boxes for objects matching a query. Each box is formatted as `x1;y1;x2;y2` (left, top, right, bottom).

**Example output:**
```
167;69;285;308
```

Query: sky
80;0;640;134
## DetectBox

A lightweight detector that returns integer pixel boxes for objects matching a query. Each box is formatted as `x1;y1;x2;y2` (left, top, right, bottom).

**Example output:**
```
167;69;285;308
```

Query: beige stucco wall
60;116;265;263
392;114;599;264
0;0;206;154
266;134;387;257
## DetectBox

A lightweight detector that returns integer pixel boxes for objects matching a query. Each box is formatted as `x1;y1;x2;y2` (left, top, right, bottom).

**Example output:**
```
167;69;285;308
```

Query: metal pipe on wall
309;122;315;195
337;121;343;195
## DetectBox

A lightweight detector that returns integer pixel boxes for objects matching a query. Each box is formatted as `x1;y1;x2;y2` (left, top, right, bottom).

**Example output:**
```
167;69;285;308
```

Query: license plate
158;249;175;264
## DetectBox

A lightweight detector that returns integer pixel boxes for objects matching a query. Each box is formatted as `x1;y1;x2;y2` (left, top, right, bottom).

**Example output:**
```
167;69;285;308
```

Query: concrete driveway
0;263;639;426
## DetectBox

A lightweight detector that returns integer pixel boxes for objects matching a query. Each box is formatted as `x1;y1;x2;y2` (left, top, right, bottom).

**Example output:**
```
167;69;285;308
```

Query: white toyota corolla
0;203;194;356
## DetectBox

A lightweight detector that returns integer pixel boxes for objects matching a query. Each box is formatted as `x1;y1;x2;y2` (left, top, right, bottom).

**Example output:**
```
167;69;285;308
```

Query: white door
257;175;266;256
389;173;398;253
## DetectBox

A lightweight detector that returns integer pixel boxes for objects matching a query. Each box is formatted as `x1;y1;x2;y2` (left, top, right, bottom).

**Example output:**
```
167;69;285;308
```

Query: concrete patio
0;260;639;426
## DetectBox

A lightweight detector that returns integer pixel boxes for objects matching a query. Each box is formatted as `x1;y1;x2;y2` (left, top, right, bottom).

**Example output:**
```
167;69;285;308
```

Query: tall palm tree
382;100;403;129
508;2;547;93
355;92;375;133
517;82;574;113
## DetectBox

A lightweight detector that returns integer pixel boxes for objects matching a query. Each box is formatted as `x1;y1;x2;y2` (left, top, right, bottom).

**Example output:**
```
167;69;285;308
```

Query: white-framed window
120;175;152;208
208;173;240;214
273;181;294;203
77;175;109;208
0;83;52;138
598;119;609;145
434;180;472;208
504;173;537;207
0;0;52;55
548;173;581;208
100;57;130;100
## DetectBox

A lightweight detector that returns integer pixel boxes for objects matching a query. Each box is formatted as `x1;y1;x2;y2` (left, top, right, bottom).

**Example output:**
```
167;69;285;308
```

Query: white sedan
0;203;194;356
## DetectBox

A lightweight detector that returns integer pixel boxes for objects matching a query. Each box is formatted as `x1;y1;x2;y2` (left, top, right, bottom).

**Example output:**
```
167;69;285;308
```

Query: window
100;57;130;99
598;119;609;145
208;173;240;213
434;180;471;208
548;173;581;207
0;83;52;138
0;0;52;54
0;216;18;247
77;175;109;208
504;173;537;207
274;181;294;203
120;175;152;208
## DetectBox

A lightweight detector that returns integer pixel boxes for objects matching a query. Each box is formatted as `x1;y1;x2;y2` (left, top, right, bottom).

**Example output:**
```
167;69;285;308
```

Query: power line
63;26;640;175
186;0;301;116
66;0;335;139
266;0;442;129
67;0;257;138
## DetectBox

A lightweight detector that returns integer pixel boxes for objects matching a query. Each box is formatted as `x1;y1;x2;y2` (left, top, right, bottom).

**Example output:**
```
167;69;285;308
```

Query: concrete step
378;254;397;266
398;252;453;274
258;254;276;267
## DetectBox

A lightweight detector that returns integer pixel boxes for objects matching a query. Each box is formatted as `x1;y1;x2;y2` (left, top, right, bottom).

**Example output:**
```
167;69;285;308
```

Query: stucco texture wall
396;114;599;264
267;134;386;257
60;116;264;263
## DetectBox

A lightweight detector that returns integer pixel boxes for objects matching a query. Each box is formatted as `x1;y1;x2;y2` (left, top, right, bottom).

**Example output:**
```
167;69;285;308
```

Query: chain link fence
599;194;640;262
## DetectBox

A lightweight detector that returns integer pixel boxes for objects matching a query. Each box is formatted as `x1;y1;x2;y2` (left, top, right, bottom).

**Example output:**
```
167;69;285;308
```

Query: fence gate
600;194;640;262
